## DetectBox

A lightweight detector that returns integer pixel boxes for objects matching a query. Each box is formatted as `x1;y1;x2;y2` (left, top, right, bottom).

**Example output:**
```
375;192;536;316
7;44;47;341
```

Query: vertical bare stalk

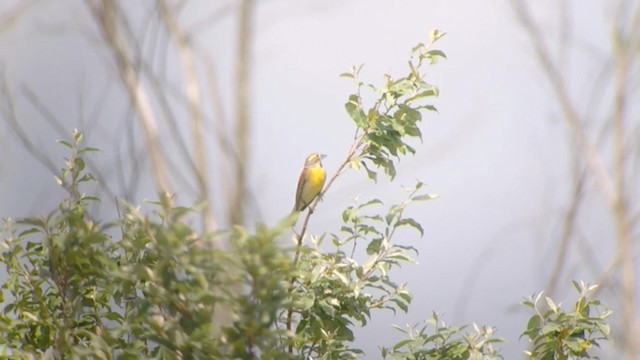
88;0;172;197
611;3;639;355
158;0;218;235
230;0;253;225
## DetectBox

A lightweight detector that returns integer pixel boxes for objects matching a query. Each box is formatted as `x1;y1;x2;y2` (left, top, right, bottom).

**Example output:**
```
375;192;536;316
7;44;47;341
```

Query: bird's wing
294;169;307;211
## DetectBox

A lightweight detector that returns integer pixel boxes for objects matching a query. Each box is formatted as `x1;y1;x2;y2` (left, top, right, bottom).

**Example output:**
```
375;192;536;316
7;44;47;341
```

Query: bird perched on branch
293;153;327;213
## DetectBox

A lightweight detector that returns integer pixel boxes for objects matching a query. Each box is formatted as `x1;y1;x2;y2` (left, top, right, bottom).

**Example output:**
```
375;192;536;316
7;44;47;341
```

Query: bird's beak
320;154;327;159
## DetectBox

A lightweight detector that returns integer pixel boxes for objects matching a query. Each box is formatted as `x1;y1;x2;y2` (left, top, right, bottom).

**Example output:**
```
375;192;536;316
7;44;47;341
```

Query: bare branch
229;0;253;225
0;0;36;33
513;0;617;207
1;75;57;175
545;156;586;298
87;0;172;197
158;0;218;234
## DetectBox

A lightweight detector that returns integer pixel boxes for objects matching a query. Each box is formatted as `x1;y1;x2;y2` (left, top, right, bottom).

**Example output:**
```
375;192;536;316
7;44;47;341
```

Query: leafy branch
285;30;446;356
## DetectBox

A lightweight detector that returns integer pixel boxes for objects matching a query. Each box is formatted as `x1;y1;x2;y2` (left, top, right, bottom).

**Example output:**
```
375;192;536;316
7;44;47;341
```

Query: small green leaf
413;193;438;202
75;157;85;171
360;199;383;208
361;161;378;182
540;322;562;335
545;297;558;313
395;218;424;236
426;49;447;60
345;94;367;128
58;140;73;149
19;228;41;238
429;29;446;42
80;147;101;153
366;239;382;255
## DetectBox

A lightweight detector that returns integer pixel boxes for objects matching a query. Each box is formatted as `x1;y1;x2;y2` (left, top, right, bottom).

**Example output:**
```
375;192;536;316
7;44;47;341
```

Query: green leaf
366;239;382;255
540;322;562;336
78;174;95;183
319;300;336;317
391;298;408;313
426;49;447;60
80;147;101;153
296;318;309;334
596;322;610;336
361;161;378;182
345;94;367;128
75;157;85;171
545;297;558;313
522;315;541;340
360;199;384;208
407;89;439;104
17;218;46;228
413;193;438;202
429;29;446;42
57;140;73;149
19;228;42;238
395;218;424;236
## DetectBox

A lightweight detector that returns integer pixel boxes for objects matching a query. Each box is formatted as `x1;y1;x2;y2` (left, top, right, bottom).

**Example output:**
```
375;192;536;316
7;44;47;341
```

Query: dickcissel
293;153;327;213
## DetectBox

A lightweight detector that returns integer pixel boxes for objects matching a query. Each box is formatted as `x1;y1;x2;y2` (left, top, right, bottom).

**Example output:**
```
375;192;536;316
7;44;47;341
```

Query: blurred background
1;0;638;358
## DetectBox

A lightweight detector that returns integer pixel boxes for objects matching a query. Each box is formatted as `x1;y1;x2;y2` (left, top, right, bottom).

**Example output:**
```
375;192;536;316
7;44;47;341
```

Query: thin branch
610;1;640;355
0;75;57;175
21;85;71;141
88;0;172;197
513;0;617;208
159;0;218;234
546;158;586;298
0;0;36;33
230;0;253;225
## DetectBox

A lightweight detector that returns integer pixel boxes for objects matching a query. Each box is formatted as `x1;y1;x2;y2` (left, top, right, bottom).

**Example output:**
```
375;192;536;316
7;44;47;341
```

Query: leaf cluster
342;29;446;181
0;131;297;359
381;313;503;360
286;182;437;358
521;281;612;360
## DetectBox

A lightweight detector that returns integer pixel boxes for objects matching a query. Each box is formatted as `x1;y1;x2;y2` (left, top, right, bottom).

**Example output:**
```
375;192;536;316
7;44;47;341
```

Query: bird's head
305;153;327;167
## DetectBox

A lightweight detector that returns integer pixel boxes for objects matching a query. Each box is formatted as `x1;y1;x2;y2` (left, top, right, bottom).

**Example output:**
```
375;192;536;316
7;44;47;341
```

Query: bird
293;153;327;213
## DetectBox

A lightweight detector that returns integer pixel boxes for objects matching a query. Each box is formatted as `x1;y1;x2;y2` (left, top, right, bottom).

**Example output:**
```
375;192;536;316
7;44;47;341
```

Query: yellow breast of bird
306;167;326;191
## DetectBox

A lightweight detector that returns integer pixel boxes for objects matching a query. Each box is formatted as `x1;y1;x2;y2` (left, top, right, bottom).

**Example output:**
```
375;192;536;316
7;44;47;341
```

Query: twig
513;0;617;207
229;0;253;225
158;0;218;235
546;159;586;298
88;0;172;197
0;77;58;175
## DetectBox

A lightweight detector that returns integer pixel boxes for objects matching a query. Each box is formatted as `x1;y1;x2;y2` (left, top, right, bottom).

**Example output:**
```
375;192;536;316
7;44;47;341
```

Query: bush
0;31;611;359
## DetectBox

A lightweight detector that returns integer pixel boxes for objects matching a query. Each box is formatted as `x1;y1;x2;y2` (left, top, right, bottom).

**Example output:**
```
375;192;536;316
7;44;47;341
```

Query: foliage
381;313;502;360
341;29;446;181
287;182;436;359
0;131;297;359
282;29;446;358
0;31;612;360
521;281;612;360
